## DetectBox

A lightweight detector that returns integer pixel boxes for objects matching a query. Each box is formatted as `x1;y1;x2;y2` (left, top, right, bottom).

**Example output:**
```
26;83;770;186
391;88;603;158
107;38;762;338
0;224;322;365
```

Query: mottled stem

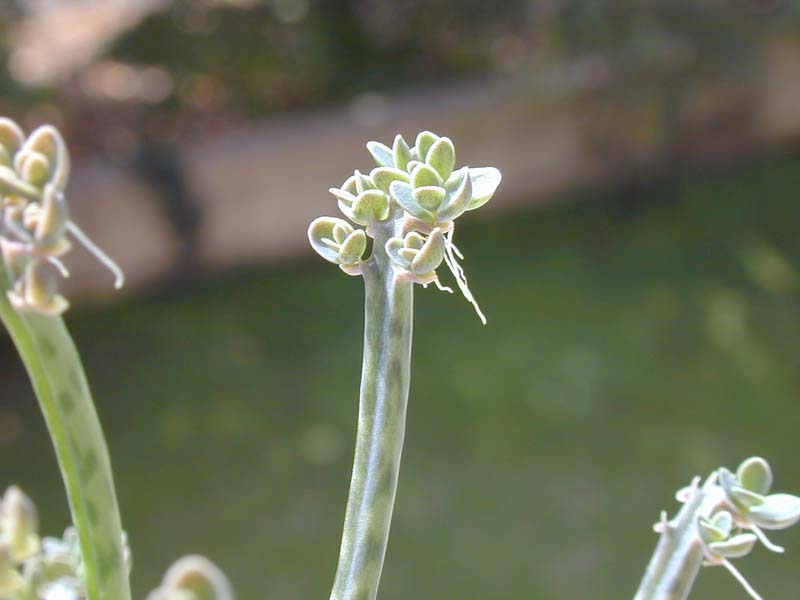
330;217;413;600
0;267;131;600
635;477;726;600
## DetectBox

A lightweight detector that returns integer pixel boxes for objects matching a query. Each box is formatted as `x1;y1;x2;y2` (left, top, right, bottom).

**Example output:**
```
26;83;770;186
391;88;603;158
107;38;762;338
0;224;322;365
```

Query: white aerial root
442;228;486;325
704;558;763;600
46;256;70;278
433;277;453;293
67;221;124;289
748;523;784;553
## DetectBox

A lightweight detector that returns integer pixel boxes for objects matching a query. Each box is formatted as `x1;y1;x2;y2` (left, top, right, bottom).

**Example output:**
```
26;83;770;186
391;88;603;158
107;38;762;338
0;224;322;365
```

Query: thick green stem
635;477;726;600
0;268;130;600
330;218;413;600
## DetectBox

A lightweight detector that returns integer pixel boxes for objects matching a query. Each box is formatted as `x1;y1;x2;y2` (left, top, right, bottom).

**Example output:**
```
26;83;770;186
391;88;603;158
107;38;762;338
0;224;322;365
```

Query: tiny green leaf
398;248;418;263
698;512;732;543
747;493;800;530
414;131;439;162
708;534;757;559
437;167;472;222
158;555;234;600
393;134;411;171
0;117;24;158
389;181;434;222
18;151;49;187
366;141;395;168
737;457;772;496
352;190;390;223
466;167;502;210
341;175;357;195
309;216;353;263
370;167;410;193
729;486;765;510
34;184;70;249
385;237;411;270
404;232;425;250
20;125;70;189
426;137;455;180
409;228;445;275
332;222;350;244
413;186;446;212
354;170;374;194
709;511;733;536
0;165;40;199
338;230;367;265
406;160;424;173
411;164;443;189
329;187;356;206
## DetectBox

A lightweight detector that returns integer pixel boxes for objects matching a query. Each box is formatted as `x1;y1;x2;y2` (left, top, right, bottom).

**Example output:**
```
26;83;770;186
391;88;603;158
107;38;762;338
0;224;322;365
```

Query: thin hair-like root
47;256;70;278
719;559;763;600
749;524;784;553
442;228;486;324
67;222;124;289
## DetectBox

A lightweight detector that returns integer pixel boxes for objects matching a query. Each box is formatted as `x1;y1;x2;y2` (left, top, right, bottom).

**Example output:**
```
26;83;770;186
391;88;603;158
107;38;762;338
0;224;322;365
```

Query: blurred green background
2;1;800;598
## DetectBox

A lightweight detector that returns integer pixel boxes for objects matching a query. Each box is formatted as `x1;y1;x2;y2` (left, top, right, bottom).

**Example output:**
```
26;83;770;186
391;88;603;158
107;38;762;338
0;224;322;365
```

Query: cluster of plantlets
0;485;97;599
309;131;501;599
0;117;231;600
311;130;501;324
0;118;122;315
636;457;800;600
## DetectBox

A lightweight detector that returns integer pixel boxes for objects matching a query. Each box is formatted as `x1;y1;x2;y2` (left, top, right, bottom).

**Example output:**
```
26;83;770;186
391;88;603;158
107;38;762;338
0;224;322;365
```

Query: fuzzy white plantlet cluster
0;117;123;315
308;131;501;323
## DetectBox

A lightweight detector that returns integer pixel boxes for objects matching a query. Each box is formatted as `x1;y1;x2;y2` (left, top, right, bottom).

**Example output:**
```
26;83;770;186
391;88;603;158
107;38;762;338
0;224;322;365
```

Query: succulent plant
308;132;501;600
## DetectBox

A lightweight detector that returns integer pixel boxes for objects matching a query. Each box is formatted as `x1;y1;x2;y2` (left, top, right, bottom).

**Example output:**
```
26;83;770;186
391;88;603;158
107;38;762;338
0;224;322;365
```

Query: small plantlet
313;130;501;324
636;457;800;600
309;131;501;600
0;118;123;315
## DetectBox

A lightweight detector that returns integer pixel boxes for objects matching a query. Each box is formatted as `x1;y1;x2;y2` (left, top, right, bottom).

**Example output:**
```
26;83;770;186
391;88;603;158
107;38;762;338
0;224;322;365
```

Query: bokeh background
2;1;800;598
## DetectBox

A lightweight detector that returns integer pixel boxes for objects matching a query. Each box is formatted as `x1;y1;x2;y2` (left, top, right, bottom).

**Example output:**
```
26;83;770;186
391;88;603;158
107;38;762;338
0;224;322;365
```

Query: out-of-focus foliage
2;0;800;155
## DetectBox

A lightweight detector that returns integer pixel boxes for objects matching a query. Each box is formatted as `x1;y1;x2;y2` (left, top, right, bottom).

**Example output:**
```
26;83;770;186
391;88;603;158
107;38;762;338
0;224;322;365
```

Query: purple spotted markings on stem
0;117;123;315
309;130;501;324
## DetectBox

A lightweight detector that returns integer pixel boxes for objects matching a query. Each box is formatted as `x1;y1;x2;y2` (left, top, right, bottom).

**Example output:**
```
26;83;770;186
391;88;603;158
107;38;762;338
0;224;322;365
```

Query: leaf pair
0;120;69;196
329;171;391;226
385;228;446;278
719;458;800;531
308;217;367;268
698;511;757;560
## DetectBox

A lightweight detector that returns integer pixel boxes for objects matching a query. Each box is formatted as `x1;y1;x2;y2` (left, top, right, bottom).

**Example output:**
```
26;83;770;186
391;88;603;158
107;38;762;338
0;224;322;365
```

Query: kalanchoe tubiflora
0;117;123;315
316;130;501;324
636;457;800;600
308;132;500;600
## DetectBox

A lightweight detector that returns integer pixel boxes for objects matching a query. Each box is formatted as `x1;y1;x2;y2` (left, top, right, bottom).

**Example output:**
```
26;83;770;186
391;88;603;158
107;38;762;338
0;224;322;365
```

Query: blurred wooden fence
61;38;800;302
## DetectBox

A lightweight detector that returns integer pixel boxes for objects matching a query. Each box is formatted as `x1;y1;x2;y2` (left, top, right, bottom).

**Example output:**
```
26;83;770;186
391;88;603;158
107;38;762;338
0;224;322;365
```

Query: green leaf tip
737;457;773;496
426;137;455;180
